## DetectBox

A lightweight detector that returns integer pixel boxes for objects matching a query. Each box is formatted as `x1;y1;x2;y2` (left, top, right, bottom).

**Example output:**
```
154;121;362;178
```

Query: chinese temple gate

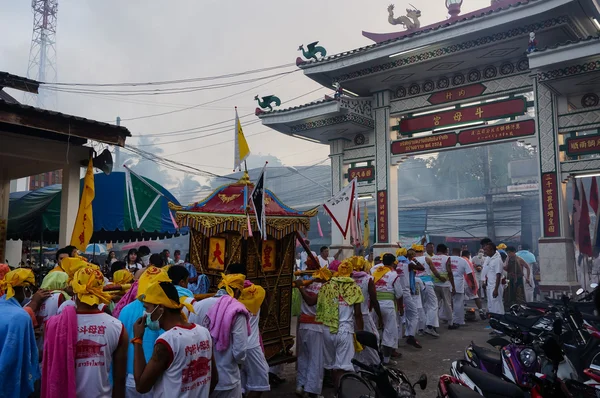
170;173;317;363
258;0;600;293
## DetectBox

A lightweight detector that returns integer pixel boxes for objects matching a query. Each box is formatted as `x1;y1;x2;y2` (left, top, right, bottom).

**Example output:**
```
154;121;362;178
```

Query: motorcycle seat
447;384;481;398
526;301;549;309
471;343;502;365
462;365;525;398
501;314;541;330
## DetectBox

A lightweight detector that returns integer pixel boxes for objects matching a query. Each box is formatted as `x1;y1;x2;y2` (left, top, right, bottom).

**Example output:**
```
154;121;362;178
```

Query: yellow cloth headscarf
1;268;35;300
335;262;353;278
373;266;391;284
113;269;133;286
312;266;332;281
411;244;424;252
239;282;266;315
218;273;245;297
396;248;408;257
41;271;69;291
139;281;195;314
61;257;99;281
137;266;171;298
340;256;368;272
497;243;507;250
71;267;112;306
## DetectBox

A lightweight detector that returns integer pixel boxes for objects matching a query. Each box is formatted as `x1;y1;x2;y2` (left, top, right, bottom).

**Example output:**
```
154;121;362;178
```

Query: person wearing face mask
133;281;216;397
117;266;172;397
191;269;250;398
42;266;128;398
0;268;41;397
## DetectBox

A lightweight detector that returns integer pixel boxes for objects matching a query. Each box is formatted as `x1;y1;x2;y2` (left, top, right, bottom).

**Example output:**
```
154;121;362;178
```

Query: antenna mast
26;0;58;109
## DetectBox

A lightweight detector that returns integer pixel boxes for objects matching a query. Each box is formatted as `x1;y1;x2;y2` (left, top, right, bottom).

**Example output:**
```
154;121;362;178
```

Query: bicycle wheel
338;373;376;398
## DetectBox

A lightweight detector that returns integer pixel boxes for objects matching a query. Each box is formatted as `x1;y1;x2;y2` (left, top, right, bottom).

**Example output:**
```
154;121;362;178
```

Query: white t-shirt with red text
450;256;472;294
431;255;451;288
154;324;213;398
75;311;124;398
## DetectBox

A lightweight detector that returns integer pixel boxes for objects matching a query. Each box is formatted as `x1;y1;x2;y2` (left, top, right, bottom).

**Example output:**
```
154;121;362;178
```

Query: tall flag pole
70;158;95;251
234;107;251;172
251;163;268;240
579;180;593;257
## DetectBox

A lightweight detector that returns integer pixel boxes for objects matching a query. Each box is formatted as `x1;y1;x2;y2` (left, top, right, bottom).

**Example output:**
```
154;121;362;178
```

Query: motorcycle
450;359;525;397
436;374;481;398
337;331;427;397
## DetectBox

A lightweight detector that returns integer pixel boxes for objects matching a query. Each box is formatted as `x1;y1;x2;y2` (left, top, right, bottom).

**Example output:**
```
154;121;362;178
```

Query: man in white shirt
173;250;185;266
299;240;317;271
431;244;455;324
449;248;475;329
317;246;342;267
483;242;505;315
190;270;249;398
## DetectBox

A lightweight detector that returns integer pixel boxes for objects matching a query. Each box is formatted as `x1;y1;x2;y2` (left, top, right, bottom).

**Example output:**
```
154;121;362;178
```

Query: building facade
258;0;600;292
29;170;62;190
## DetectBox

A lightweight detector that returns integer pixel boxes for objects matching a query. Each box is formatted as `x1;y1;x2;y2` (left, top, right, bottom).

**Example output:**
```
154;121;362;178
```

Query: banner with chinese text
542;173;560;237
377;190;389;243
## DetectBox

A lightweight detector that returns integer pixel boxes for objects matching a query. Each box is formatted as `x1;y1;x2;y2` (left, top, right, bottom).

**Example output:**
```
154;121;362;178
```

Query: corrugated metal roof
0;72;39;93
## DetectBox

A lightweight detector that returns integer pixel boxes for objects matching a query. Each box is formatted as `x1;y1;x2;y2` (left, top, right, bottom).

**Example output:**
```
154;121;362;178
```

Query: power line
115;72;294;122
42;62;297;87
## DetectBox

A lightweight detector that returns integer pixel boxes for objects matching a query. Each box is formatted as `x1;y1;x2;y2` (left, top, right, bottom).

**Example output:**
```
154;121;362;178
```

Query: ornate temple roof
297;0;539;68
170;173;317;239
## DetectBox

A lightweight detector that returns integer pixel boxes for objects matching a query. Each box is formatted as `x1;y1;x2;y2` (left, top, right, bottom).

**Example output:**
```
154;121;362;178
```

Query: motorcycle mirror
577;288;584;295
414;374;427;390
355;331;379;351
592;283;598;289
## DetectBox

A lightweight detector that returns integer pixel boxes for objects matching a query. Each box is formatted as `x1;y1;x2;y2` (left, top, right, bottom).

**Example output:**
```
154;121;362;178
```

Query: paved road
264;316;492;398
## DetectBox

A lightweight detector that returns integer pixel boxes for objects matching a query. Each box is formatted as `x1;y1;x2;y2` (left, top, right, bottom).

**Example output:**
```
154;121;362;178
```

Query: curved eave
528;36;600;70
258;98;373;144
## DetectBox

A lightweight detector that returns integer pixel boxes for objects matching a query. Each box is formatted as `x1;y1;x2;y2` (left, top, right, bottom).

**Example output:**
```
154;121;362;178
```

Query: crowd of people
0;237;539;398
0;245;269;398
292;238;539;397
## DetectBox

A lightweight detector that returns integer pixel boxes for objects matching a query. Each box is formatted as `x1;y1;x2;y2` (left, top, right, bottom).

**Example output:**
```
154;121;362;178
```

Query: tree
174;173;210;204
246;153;283;169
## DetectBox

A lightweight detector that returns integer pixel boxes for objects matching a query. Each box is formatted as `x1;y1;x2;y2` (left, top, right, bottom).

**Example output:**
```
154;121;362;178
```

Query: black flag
251;164;267;240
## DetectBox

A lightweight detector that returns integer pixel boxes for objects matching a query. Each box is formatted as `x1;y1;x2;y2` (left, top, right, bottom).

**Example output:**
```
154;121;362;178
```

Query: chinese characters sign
262;240;276;272
377;190;388;243
427;83;486;105
391;133;457;155
565;134;600;156
208;237;226;270
458;119;535;145
347;166;375;182
542;173;560;237
396;97;527;134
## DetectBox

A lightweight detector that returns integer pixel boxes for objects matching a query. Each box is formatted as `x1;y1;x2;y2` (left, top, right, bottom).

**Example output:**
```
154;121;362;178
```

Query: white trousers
486;285;505;315
380;304;399;349
210;385;242;398
296;327;324;395
403;292;419;337
355;313;380;367
423;285;439;328
126;386;153;398
417;306;426;331
524;277;535;302
435;285;453;322
452;293;465;325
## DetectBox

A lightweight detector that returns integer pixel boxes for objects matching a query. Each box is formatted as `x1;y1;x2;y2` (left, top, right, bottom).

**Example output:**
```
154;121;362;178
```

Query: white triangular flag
323;179;356;239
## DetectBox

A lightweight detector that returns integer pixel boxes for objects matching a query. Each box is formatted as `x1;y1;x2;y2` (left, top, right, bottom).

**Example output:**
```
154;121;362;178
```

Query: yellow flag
363;203;370;248
70;158;95;251
234;108;250;171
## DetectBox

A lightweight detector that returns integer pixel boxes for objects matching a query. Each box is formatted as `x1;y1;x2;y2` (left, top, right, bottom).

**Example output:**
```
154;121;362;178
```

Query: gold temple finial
238;171;251;184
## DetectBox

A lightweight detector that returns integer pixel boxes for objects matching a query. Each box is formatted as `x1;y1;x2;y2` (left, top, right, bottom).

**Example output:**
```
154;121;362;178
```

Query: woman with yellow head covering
43;265;129;398
134;280;216;397
38;271;71;325
0;268;41;397
114;265;172;396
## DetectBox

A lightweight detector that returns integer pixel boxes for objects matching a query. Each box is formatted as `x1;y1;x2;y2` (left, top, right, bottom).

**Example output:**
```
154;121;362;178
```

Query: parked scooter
337;331;427;397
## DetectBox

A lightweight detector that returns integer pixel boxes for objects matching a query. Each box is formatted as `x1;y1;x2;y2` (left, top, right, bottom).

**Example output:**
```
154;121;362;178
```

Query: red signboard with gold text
427;83;486;105
458;119;535;145
397;97;527;134
348;166;375;182
377;190;388;243
542;173;560;237
565;134;600;156
391;133;457;155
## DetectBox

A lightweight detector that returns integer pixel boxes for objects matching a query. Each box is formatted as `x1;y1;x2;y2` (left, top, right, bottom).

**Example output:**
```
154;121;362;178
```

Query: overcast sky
1;0;490;188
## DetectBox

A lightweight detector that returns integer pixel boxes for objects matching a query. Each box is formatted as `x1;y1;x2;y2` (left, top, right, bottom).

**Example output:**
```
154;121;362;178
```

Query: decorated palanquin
170;173;316;364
